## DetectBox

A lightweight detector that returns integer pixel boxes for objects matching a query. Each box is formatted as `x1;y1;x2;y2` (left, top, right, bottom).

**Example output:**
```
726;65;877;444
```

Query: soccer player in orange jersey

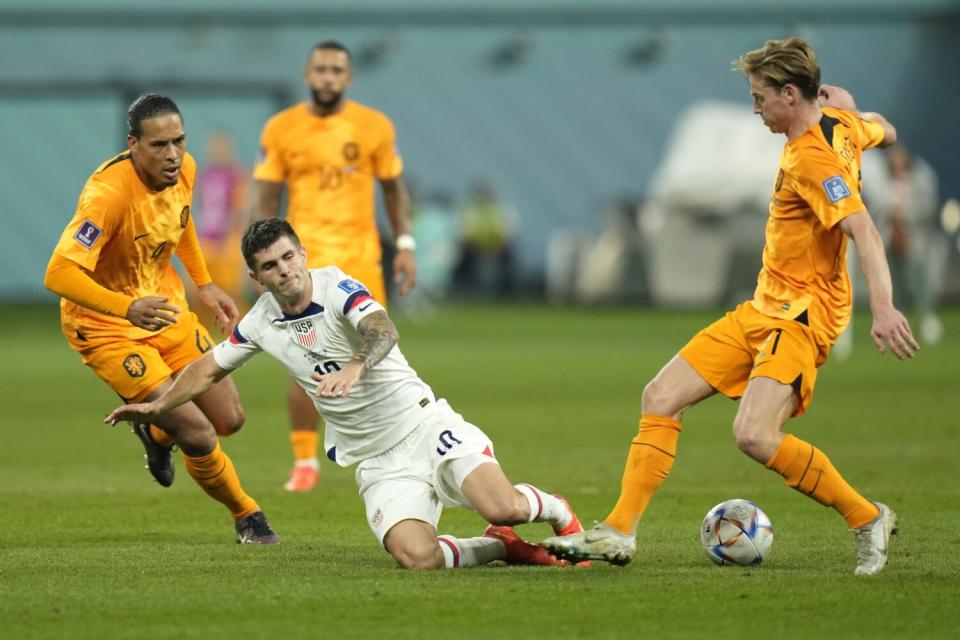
253;40;417;492
546;37;918;575
44;94;279;544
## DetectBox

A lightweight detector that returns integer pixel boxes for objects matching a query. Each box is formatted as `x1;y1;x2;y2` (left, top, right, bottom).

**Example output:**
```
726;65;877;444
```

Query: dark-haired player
44;93;278;544
254;40;417;492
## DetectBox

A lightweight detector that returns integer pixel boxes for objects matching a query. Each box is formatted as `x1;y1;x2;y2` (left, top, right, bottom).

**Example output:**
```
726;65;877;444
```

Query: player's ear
127;134;137;152
247;269;260;285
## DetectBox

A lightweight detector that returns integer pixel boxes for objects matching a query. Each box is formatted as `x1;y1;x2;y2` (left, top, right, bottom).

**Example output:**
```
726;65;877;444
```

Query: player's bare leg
189;374;245;437
459;461;578;566
285;379;320;491
384;519;446;570
546;355;714;565
741;376;894;574
143;380;278;544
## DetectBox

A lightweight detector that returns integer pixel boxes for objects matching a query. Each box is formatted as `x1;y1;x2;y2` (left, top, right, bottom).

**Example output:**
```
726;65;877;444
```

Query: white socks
437;535;505;568
514;483;572;530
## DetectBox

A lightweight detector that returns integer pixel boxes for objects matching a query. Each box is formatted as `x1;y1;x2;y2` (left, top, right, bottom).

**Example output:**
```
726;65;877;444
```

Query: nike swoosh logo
134;233;150;240
358;302;373;312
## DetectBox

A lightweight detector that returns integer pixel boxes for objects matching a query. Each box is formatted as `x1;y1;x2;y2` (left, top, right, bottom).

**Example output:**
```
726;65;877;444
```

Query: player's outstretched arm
104;351;231;425
840;211;919;359
311;310;399;398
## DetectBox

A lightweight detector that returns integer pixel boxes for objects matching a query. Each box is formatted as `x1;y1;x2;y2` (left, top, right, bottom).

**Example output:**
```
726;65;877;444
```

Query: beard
311;88;343;110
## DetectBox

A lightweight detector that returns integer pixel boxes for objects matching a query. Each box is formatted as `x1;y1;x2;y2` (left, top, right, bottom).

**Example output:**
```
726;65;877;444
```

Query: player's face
304;49;352;109
749;76;791;134
251;236;310;303
128;114;186;191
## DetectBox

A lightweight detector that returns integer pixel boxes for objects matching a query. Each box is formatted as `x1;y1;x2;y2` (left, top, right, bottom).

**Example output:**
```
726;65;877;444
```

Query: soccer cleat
484;526;569;567
284;463;319;492
235;511;281;544
852;502;898;576
552;495;592;567
131;422;174;488
544;522;637;566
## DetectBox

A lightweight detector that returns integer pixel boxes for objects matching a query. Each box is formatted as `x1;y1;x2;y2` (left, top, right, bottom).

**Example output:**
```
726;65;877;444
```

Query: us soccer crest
292;319;317;349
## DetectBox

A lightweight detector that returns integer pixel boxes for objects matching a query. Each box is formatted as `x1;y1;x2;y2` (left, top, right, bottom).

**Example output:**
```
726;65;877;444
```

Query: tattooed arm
310;310;399;398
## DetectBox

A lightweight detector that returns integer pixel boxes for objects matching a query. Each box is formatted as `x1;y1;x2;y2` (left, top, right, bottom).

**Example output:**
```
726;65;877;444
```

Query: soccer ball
700;499;773;566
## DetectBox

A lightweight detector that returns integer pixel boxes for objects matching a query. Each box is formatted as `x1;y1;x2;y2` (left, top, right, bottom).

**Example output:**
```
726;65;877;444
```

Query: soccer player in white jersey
106;218;587;569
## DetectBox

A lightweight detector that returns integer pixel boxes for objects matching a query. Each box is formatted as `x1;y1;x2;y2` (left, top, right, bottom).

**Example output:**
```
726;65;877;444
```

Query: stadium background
1;0;959;301
2;2;959;639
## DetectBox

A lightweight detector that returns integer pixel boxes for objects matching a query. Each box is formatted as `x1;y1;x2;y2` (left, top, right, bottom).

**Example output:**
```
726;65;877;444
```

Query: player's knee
392;544;444;570
478;493;528;526
642;378;678;418
732;418;774;461
173;424;218;456
211;404;245;437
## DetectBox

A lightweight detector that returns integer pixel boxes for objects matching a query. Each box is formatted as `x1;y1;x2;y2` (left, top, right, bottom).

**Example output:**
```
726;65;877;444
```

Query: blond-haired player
44;94;278;544
254;40;416;492
546;37;917;575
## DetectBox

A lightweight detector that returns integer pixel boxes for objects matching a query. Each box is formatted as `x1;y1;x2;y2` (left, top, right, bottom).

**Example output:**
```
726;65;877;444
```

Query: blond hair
733;37;821;100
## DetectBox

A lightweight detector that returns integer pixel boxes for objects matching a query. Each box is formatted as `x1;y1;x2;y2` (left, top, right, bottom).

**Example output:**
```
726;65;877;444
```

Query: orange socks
766;434;879;529
149;424;174;448
604;415;682;535
182;441;259;520
290;430;319;462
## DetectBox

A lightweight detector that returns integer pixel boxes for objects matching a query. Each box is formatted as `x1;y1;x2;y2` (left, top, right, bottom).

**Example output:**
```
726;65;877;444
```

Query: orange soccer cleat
284;463;319;492
483;525;569;567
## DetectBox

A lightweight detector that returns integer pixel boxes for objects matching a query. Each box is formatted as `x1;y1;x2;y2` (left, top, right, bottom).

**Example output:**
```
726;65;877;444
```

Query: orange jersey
752;107;885;342
52;151;201;340
252;100;403;268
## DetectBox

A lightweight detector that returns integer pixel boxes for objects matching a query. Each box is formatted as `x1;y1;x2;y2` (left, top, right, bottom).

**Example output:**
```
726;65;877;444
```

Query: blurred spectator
412;188;459;300
194;131;250;322
878;146;946;344
453;179;516;296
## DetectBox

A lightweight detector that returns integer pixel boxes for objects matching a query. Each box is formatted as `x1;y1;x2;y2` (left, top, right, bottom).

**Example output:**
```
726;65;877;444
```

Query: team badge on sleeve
74;219;103;249
822;176;851;203
337;279;365;294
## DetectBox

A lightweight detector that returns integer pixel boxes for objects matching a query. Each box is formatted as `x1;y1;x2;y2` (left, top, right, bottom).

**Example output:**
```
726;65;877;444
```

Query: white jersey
213;267;435;466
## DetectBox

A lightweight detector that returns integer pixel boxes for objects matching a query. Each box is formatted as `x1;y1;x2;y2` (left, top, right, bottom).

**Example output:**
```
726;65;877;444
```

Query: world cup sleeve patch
73;219;103;249
337;279;364;294
822;176;851;203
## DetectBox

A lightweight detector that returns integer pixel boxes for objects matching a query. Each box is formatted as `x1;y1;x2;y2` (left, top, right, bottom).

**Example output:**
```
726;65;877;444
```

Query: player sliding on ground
545;36;916;576
107;218;585;569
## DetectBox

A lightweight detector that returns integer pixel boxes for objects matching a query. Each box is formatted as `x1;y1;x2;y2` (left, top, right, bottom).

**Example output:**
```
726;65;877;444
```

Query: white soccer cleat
543;522;636;566
852;502;899;576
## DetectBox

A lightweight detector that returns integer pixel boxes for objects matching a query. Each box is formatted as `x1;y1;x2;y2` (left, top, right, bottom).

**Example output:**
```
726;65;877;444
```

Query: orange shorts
71;311;214;402
678;302;830;416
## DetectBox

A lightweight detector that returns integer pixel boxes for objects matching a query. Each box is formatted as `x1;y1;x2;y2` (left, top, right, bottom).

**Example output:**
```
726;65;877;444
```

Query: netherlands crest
180;205;190;228
123;354;146;378
292;319;317;349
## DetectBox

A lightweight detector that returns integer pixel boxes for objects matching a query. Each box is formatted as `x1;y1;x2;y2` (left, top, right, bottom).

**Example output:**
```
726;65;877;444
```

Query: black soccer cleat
235;511;281;544
131;422;175;487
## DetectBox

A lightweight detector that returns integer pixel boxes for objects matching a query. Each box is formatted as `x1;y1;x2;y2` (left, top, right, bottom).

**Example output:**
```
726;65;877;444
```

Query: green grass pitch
2;303;958;639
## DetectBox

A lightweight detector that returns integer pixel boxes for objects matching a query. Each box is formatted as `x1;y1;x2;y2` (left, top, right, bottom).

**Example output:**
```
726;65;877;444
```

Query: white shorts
355;399;498;545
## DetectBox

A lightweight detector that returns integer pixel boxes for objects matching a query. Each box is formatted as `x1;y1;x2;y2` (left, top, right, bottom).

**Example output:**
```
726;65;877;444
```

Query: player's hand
197;283;240;334
870;304;919;360
311;362;364;398
104;403;158;426
393;250;417;296
818;84;857;111
127;296;180;331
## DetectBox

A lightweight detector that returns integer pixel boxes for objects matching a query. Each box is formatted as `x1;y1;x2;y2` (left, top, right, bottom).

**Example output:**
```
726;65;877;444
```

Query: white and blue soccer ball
700;499;774;566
